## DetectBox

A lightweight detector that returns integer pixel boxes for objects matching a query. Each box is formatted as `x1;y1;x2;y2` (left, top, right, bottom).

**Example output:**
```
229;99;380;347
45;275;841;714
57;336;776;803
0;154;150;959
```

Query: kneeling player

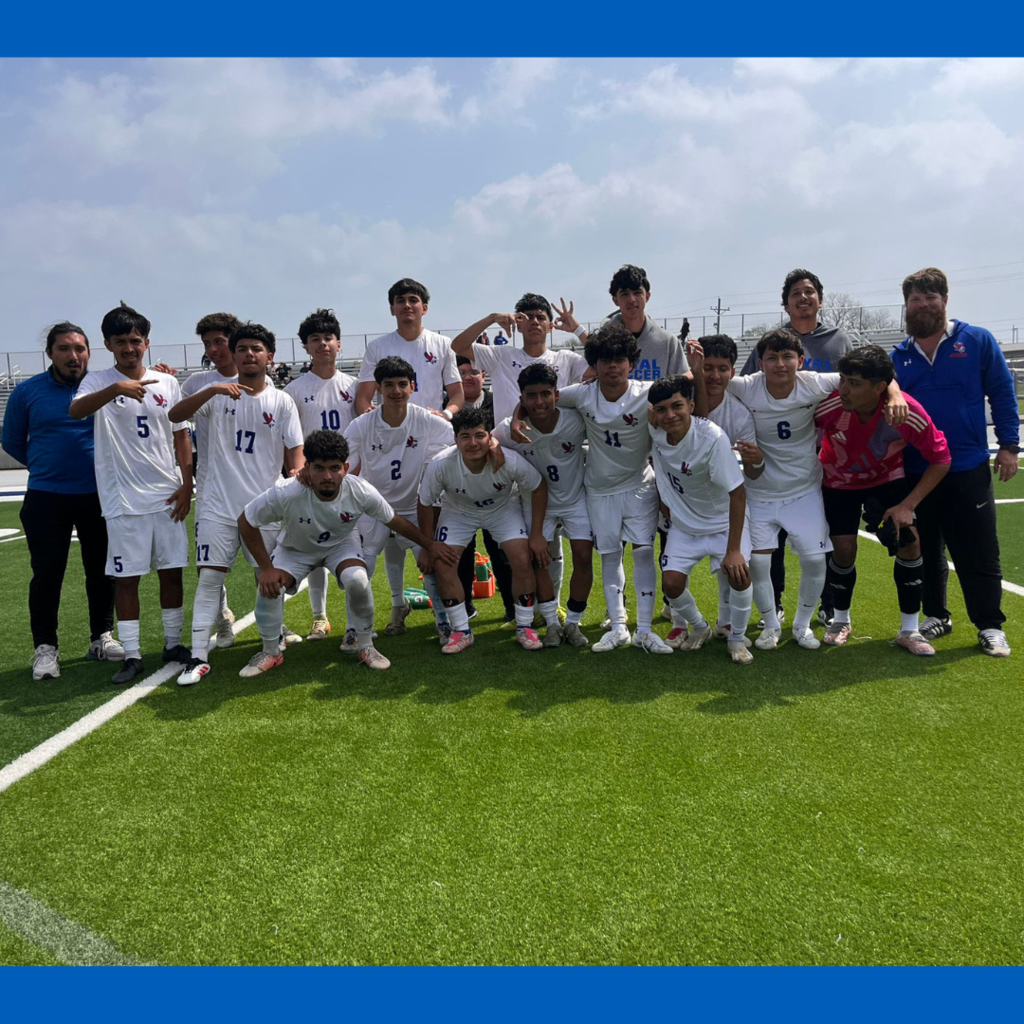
650;376;754;664
417;408;550;654
237;430;453;673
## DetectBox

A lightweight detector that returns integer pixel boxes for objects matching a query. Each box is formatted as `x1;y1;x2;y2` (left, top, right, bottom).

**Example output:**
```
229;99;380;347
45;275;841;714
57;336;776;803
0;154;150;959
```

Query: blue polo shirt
1;368;98;494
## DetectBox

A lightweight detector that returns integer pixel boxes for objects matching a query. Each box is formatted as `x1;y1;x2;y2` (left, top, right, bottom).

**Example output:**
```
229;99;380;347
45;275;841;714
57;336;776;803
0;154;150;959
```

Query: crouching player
494;363;594;647
815;346;950;653
417;408;551;654
237;430;453;673
650;376;755;664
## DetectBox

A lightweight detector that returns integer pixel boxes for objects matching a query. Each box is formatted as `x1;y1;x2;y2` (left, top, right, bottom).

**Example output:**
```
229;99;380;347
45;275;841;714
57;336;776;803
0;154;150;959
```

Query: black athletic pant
20;489;115;648
458;530;514;618
906;460;1005;631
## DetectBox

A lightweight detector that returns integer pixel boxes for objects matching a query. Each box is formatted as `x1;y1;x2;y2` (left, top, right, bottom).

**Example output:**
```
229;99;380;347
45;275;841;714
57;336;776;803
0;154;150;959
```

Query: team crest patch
406;436;419;448
622;414;638;426
680;461;693;476
339;512;354;523
424;352;437;364
340;389;352;402
951;340;967;358
153;394;167;407
493;483;505;491
263;412;275;427
561;441;576;454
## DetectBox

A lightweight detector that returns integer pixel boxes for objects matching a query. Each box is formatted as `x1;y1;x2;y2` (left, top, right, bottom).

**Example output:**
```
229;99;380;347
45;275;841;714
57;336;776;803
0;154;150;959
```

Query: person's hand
529;533;550;568
883;503;915;532
428;540;459;567
883;391;909;426
117;378;159;402
686;339;704;375
734;440;764;469
166;483;192;522
510;414;531;444
720;551;750;590
258;568;290;599
994;449;1019;483
552;298;580;335
487;435;506;471
490;312;517;336
152;362;175;374
416;548;435;576
209;382;254;401
294;465;314;489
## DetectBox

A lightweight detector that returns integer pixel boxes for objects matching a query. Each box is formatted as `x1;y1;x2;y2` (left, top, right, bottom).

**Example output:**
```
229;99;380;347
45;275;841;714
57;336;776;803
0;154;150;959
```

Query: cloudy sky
2;57;1022;369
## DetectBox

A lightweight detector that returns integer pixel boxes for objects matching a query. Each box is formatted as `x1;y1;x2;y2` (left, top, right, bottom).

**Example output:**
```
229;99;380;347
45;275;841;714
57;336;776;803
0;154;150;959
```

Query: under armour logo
225;406;236;416
298;517;312;524
371;443;385;451
454;487;467;494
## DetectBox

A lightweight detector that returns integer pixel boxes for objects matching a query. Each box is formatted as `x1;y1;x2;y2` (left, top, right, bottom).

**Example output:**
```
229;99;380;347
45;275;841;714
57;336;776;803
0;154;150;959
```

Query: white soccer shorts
195;516;279;571
587;475;659;555
106;509;189;576
436;499;528;549
360;515;423;560
660;523;752;577
271;534;365;594
522;492;594;543
747;490;833;556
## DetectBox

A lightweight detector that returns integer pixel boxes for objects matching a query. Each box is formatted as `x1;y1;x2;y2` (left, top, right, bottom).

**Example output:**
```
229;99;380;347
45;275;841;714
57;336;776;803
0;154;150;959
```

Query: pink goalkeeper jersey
815;391;950;490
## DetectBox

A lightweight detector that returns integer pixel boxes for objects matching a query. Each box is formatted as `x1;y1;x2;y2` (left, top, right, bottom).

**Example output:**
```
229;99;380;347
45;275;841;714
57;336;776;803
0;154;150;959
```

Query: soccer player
417;408;550;654
724;327;906;651
343;356;454;645
2;322;123;679
181;312;244;649
815;346;951;653
170;322;304;686
494;362;594;648
68;302;193;684
238;430;453;674
285;308;358;642
649;375;754;664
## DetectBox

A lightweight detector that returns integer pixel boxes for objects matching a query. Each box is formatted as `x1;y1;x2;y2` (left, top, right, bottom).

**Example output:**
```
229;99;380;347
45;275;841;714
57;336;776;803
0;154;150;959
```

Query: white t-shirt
343;404;454;515
193;386;304;524
285;369;358;437
357;330;460;411
182;368;238;510
468;344;589;429
726;371;840;500
73;367;188;519
708;392;756;444
245;475;395;556
418;446;542;517
650;418;744;535
557;380;653;496
493;409;587;512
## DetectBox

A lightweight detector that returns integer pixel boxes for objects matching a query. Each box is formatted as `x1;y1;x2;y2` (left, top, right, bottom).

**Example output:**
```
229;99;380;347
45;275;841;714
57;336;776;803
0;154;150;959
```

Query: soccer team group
4;263;1019;685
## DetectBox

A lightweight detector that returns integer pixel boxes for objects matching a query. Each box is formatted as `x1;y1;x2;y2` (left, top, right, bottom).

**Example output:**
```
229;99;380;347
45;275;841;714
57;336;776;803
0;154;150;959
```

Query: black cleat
112;657;145;685
162;644;192;664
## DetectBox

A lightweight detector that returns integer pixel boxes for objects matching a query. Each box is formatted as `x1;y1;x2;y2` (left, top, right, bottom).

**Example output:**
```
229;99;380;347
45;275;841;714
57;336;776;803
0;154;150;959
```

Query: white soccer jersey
726;371;840;500
493;409;587;512
245;475;395;556
182;369;238;510
708;392;756;444
344;404;454;515
651;418;744;536
73;368;187;519
557;379;653;496
285;369;357;437
357;330;459;411
194;386;304;524
469;344;589;428
419;446;542;517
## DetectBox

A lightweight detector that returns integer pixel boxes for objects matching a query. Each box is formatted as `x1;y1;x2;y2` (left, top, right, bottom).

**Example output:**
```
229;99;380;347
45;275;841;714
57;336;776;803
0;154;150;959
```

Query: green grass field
1;470;1023;965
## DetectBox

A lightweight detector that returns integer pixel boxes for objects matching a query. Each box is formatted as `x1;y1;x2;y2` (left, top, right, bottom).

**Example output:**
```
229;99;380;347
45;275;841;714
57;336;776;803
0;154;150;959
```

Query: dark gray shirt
605;313;690;381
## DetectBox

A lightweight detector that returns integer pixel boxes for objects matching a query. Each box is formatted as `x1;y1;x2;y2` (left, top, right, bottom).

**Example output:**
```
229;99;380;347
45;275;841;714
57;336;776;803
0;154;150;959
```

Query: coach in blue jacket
1;322;124;679
891;268;1019;658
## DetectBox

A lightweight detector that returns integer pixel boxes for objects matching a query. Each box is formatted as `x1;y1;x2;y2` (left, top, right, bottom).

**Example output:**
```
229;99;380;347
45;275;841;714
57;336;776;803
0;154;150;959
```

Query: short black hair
782;269;824;308
195;312;242;338
697;334;738;365
583;320;641;368
45;321;88;354
756;327;804;360
303;429;349;464
373;356;416;384
515;293;553;319
229;322;277;355
518;362;559;391
101;301;150;341
388;278;430;306
838;345;894;386
609;264;650;297
298;308;340;344
649;374;694;406
451;407;488;435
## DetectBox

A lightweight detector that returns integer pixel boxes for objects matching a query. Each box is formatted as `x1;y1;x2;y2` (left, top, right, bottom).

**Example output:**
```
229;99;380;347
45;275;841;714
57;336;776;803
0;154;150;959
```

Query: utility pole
710;297;730;333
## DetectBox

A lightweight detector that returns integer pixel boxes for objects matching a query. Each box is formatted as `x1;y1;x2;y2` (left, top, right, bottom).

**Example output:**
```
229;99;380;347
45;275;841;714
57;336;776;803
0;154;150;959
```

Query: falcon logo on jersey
424;352;437;364
561;441;576;454
493;483;505;491
340;390;352;403
952;340;967;358
153;394;167;407
622;414;638;426
406;436;418;448
339;512;354;523
262;412;275;427
679;461;693;476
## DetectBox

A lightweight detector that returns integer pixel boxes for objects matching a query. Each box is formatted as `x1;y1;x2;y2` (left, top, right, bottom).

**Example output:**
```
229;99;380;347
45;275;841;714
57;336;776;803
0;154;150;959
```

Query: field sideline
0;470;1022;965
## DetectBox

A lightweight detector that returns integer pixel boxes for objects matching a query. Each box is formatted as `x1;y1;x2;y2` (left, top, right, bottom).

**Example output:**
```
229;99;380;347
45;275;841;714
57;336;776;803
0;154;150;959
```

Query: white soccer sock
548;537;564;605
600;551;626;629
161;606;184;648
538;599;560;627
307;566;329;618
118;619;141;659
632;546;657;632
750;553;779;630
728;585;753;643
901;612;919;633
668;589;705;630
514;602;535;628
383;537;407;606
793;552;827;632
254;592;284;655
339;565;375;635
717;573;732;627
446;602;470;633
190;569;224;661
834;608;851;626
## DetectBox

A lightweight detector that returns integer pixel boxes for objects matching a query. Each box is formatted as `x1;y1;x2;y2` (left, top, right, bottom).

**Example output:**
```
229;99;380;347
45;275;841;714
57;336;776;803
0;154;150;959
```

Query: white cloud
735;57;849;84
932;57;1024;97
460;58;559;125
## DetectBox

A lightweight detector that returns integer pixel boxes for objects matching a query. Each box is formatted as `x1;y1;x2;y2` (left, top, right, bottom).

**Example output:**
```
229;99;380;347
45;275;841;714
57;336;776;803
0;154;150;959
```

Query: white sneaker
32;644;60;680
214;608;236;648
306;617;331;641
87;631;125;661
631;631;674;654
592;628;631;653
678;623;712;651
177;659;212;686
755;627;782;651
728;640;754;665
792;626;821;650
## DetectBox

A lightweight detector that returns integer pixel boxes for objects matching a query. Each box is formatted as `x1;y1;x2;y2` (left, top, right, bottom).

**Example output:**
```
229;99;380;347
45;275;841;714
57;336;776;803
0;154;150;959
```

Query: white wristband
573;325;586;338
751;460;765;470
442;408;453;421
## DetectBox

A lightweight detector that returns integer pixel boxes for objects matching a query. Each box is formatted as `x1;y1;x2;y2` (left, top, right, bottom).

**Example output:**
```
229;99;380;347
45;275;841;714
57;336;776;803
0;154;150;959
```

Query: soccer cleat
728;640;754;665
32;644;61;680
467;605;479;621
516;626;543;651
162;644;192;664
893;631;936;657
112;657;145;685
632;631;674;654
823;623;852;647
755;627;782;651
177;658;212;686
756;607;786;631
214;608;236;648
385;601;412;635
978;629;1011;658
919;616;952;642
306;617;331;641
666;626;689;649
712;621;730;641
358;646;391;670
792;627;821;650
436;622;452;647
87;631;125;662
339;628;359;654
239;650;284;678
281;627;303;647
441;630;475;655
726;634;753;649
817;605;835;628
543;620;564;648
592;628;631;653
499;613;518;629
678;623;713;651
562;622;589;648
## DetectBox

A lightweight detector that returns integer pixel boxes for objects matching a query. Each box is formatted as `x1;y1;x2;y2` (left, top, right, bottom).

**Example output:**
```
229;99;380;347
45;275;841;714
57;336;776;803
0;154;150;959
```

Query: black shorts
822;479;913;537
